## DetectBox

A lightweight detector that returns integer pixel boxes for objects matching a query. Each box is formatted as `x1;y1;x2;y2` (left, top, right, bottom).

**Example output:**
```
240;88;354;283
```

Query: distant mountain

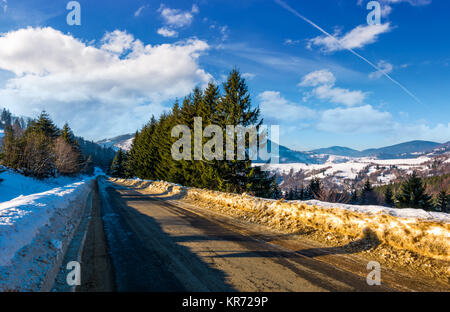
311;146;362;157
426;141;450;156
360;140;441;159
310;140;442;159
255;140;326;164
96;134;134;151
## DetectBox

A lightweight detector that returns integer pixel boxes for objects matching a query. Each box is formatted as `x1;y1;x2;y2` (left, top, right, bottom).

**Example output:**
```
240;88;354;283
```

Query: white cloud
134;5;148;17
299;69;336;87
258;91;316;122
0;27;212;140
318;105;393;133
369;60;394;79
101;30;135;54
158;4;198;29
299;70;366;106
157;27;178;38
308;23;391;53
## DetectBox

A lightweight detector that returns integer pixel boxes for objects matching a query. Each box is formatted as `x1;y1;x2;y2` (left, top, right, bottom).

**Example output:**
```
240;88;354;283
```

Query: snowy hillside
260;152;450;190
96;134;134;152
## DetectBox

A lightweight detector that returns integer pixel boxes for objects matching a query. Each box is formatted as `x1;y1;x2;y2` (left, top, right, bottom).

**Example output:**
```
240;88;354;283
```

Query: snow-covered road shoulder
0;174;96;291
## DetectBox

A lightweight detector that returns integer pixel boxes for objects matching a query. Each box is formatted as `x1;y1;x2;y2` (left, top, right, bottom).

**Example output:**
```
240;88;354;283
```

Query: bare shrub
54;137;81;176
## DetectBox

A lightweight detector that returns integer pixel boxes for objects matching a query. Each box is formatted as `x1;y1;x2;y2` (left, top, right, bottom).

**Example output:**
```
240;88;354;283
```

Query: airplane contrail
275;0;422;104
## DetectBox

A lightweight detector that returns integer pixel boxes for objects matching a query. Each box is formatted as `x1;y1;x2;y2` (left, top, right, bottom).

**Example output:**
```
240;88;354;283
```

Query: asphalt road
86;178;448;292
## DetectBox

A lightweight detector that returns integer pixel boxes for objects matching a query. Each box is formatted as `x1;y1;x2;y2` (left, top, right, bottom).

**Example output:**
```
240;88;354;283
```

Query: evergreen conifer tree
384;185;395;207
396;172;432;209
435;190;448;212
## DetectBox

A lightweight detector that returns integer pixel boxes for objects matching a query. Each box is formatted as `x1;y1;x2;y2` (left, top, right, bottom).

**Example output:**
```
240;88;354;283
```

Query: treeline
0;111;115;178
76;136;116;173
1;108;31;130
285;172;449;212
111;70;280;199
374;173;449;212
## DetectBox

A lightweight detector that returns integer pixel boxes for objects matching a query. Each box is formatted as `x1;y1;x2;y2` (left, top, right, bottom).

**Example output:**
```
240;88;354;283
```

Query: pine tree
0;125;21;169
28;111;60;139
435;191;448;213
61;123;75;145
384;185;395;207
360;180;378;205
396;172;432;210
110;149;128;178
125;69;278;199
308;178;321;199
1;108;12;127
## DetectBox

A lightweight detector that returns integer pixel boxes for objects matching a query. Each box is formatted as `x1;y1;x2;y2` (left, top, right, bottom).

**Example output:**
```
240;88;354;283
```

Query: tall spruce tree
396;172;432;209
360;180;378;205
126;69;278;199
28;111;60;139
110;149;128;178
384;185;395;207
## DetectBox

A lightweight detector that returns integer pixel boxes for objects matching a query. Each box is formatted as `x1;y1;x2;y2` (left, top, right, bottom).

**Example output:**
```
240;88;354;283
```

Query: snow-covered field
0;168;98;291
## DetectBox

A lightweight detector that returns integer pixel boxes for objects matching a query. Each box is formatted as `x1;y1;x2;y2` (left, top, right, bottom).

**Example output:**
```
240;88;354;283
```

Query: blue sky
0;0;449;150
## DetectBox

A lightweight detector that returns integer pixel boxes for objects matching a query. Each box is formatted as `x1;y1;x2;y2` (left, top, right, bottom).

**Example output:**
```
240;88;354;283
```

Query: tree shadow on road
100;185;236;292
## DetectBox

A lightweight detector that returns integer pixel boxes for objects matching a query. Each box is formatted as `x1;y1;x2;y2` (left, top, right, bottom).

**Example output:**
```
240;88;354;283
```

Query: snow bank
0;176;96;291
0;167;81;203
112;178;450;261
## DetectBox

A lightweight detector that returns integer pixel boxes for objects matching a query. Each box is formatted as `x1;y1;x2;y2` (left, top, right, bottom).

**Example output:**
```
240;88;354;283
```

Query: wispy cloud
284;38;300;46
242;72;256;80
317;105;393;133
274;0;422;104
134;5;148;17
156;4;199;38
369;60;393;79
307;23;392;52
259;91;316;122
